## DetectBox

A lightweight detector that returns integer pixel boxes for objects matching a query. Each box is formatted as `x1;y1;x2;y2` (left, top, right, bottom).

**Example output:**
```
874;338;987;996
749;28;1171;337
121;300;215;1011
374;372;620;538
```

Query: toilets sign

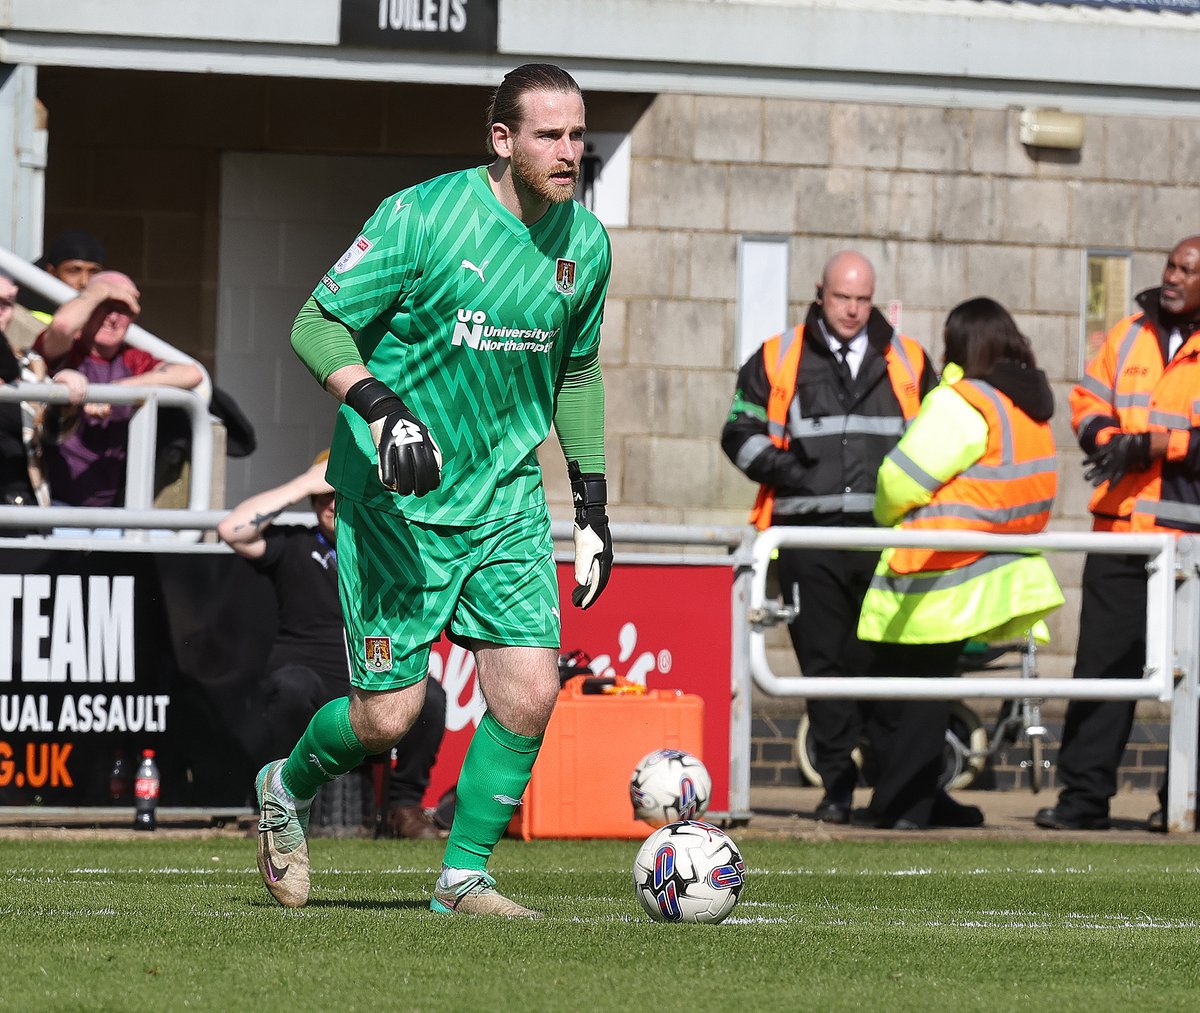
340;0;498;50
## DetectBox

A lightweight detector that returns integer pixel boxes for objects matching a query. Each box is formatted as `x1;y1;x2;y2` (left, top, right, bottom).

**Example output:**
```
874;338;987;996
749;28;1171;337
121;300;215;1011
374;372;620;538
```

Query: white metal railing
750;526;1200;833
0;242;215;522
0;243;211;400
0;382;213;514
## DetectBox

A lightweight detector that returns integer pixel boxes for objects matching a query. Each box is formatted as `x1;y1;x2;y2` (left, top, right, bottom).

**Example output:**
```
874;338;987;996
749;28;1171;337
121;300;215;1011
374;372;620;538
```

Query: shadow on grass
246;896;432;911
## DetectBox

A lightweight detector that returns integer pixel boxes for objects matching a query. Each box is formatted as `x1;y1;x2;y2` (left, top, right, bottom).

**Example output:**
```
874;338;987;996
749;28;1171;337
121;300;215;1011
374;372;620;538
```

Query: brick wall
749;710;1170;794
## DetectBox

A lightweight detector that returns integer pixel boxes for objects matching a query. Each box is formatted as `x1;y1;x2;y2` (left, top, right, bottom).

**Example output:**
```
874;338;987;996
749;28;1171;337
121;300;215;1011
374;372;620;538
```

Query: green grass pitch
3;835;1200;1012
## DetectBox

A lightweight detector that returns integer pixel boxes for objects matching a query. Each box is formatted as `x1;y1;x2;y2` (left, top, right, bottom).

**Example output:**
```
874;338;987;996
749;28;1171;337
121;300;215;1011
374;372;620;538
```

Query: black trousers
262;664;447;808
1055;553;1148;820
776;545;878;801
864;641;965;827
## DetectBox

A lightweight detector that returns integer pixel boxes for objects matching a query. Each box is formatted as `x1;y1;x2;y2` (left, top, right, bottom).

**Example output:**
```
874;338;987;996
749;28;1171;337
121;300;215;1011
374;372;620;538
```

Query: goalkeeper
253;63;613;917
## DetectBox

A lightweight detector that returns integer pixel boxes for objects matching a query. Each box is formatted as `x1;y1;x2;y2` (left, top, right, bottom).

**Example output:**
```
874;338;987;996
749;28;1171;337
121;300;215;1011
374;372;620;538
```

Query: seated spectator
0;271;51;509
218;453;448;839
33;270;203;507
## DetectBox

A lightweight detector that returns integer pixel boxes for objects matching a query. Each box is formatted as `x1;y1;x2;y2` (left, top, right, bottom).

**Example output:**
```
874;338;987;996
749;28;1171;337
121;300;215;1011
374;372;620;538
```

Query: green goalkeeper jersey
312;166;611;526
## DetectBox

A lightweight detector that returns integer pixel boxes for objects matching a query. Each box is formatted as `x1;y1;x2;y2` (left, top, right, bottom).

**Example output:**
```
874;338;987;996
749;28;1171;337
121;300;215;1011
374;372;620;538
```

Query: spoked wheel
942;702;989;791
1021;696;1050;794
795;713;869;788
1028;734;1045;793
796;702;987;790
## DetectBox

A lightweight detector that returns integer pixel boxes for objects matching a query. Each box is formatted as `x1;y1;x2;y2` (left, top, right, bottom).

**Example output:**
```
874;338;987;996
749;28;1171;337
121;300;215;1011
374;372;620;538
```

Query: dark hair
942;297;1037;378
485;63;582;155
44;229;106;267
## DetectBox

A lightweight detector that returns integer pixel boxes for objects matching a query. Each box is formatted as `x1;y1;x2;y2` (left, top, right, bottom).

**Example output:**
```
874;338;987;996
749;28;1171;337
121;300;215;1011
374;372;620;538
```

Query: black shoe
858;809;923;830
1034;806;1110;831
930;792;984;828
1146;809;1166;833
814;797;851;824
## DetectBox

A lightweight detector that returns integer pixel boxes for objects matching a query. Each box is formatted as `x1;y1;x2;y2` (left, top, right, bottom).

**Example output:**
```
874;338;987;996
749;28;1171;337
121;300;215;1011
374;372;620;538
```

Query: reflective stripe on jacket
1071;311;1200;534
889;378;1057;574
748;324;925;530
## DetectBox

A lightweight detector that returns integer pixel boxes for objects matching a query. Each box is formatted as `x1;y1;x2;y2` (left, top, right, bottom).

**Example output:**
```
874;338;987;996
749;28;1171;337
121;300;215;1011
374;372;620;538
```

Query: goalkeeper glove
344;377;442;496
568;461;612;610
1082;432;1152;488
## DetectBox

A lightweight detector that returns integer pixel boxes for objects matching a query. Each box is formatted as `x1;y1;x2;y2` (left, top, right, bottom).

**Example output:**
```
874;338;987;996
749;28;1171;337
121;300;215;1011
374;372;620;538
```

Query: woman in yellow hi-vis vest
857;297;1064;829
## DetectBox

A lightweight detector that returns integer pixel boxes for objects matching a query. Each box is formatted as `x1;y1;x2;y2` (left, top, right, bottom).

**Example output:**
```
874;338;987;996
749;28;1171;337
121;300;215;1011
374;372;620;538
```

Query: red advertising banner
426;561;734;813
0;548;735;818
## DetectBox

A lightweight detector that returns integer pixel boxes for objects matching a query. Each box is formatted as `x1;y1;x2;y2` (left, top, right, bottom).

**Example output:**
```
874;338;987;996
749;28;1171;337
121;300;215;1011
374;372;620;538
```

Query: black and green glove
344;377;442;496
568;461;613;610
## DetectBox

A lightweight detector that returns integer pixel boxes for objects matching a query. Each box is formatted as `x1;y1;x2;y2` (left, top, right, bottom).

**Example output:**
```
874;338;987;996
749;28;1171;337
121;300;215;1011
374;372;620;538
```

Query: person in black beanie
21;229;108;322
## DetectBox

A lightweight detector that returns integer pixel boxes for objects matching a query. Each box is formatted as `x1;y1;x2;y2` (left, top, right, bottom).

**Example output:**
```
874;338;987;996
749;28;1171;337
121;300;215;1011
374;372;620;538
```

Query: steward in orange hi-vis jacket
1038;235;1200;835
1072;268;1200;534
720;251;937;826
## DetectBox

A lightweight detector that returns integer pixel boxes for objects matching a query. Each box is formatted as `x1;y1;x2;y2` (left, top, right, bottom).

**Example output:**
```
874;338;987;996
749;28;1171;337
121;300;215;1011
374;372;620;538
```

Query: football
629;748;712;827
632;820;746;924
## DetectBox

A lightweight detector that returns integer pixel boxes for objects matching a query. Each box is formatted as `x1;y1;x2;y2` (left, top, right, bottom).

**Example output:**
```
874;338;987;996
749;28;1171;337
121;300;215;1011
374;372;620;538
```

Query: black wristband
568;460;607;523
344;377;405;423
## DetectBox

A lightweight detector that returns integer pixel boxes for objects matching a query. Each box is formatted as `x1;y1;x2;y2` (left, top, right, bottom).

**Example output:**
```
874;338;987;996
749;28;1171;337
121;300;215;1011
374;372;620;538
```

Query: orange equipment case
510;677;704;840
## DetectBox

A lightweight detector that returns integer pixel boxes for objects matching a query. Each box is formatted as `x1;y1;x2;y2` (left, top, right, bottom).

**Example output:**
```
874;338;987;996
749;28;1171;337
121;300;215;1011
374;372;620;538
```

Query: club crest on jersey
335;235;372;274
555;258;576;295
364;636;393;672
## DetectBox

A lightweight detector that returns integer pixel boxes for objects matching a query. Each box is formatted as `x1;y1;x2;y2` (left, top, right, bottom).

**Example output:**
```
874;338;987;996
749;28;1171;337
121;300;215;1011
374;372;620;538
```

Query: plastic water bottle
133;749;160;831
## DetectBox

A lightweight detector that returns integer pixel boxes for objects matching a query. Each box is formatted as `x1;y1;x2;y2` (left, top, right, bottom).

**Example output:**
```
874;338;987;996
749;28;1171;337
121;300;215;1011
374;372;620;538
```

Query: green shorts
334;497;560;691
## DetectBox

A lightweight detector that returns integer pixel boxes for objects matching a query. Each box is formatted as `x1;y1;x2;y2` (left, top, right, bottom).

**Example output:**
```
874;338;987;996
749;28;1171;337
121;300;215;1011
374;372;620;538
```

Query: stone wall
591;92;1200;679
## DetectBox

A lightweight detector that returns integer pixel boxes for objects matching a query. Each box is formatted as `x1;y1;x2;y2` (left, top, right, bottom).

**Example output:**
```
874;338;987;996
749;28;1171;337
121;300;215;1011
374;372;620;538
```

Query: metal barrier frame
3;506;1190;832
0;383;213;516
0;243;212;402
0;241;215;523
749;526;1199;832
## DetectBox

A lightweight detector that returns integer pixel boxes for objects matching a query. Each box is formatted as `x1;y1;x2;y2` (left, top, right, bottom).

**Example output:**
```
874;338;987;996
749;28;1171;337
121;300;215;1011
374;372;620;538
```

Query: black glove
344;377;442;496
568;461;613;610
1081;432;1152;488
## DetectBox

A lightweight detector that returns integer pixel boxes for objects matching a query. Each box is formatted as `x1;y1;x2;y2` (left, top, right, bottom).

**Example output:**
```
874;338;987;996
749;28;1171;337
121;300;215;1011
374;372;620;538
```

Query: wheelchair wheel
797;702;987;791
941;702;988;791
1027;734;1046;793
795;712;869;789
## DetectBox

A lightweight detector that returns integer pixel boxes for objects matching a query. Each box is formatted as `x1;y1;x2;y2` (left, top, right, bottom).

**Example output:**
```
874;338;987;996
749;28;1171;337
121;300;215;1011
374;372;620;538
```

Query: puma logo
461;259;489;283
493;794;523;807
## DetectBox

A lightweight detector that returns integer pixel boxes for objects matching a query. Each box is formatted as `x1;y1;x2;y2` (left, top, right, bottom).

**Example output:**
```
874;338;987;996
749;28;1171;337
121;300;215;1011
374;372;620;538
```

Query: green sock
280;697;368;800
443;711;542;871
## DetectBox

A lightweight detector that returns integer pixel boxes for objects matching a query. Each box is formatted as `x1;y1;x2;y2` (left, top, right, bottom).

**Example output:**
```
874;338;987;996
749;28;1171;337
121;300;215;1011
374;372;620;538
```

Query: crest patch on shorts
364;636;393;672
555;258;576;295
335;235;372;273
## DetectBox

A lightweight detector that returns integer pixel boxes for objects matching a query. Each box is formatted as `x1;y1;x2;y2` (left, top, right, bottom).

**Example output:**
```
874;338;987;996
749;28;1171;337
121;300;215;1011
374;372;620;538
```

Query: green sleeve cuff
555;353;605;473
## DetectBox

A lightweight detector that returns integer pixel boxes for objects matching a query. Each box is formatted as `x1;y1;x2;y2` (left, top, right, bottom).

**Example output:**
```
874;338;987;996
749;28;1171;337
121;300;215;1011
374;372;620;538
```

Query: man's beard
512;144;578;206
